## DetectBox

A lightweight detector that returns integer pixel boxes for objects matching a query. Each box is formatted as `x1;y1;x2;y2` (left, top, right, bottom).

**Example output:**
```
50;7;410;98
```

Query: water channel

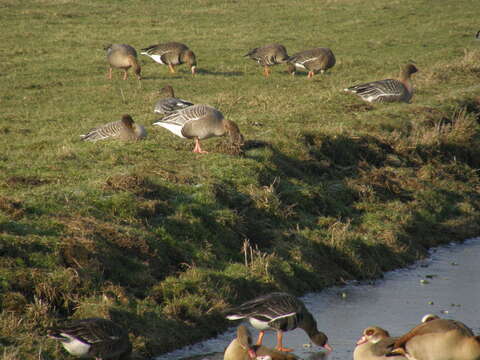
157;238;480;360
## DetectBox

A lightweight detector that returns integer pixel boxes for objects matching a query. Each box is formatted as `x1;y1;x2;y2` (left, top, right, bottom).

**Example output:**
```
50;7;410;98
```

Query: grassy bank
1;0;480;358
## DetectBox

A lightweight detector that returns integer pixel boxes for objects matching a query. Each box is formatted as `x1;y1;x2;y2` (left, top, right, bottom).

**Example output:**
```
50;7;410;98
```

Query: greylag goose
388;318;478;360
244;44;289;77
154;85;194;115
353;326;406;360
225;292;331;353
153;104;244;154
141;42;197;75
81;114;146;142
344;64;418;103
104;44;141;80
287;48;336;78
224;325;298;360
47;318;132;360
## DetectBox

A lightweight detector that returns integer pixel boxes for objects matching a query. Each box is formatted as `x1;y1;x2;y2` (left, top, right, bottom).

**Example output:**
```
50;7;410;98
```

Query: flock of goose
47;292;480;360
80;41;419;154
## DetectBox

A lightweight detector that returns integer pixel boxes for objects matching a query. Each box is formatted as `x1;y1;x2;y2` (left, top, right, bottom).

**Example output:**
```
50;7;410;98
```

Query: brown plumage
244;43;289;77
81;114;147;142
47;318;131;360
153;104;243;154
141;42;197;75
287;48;336;78
389;319;479;360
104;44;141;80
354;326;406;360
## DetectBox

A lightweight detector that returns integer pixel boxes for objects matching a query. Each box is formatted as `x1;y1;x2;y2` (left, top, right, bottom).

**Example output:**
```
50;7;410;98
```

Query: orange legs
263;65;271;77
307;71;314;79
168;64;176;73
256;331;265;346
107;67;113;80
275;331;293;352
193;138;208;154
123;69;128;80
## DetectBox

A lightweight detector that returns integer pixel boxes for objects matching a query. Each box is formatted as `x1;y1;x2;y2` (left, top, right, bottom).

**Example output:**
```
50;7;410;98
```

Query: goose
224;325;298;360
154;85;194;115
287;48;336;78
153;104;244;154
244;44;289;77
225;292;331;353
344;63;418;103
141;42;197;75
80;114;146;142
388;318;479;360
104;44;141;80
47;318;132;360
353;326;406;360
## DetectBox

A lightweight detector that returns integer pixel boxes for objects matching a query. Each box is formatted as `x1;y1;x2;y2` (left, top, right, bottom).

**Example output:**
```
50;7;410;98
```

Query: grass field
1;0;480;358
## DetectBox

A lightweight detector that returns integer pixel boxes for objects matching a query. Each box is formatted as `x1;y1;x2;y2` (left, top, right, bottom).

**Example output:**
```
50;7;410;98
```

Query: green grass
1;0;480;358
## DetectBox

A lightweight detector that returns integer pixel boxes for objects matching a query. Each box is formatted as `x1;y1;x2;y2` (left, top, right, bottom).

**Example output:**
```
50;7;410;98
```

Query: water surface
157;238;480;360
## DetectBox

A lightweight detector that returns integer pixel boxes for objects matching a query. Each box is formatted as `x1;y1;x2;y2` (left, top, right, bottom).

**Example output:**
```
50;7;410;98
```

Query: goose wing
155;104;209;127
80;120;124;141
154;97;194;115
345;79;406;102
226;293;302;325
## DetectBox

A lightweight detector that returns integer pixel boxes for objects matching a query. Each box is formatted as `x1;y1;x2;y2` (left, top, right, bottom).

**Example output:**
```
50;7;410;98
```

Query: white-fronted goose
154;85;194;115
47;318;132;360
225;292;331;353
287;48;336;78
353;326;407;360
344;64;418;103
224;325;298;360
244;44;289;77
153;104;243;154
141;42;197;75
81;114;146;142
389;318;479;360
104;44;141;80
421;314;440;323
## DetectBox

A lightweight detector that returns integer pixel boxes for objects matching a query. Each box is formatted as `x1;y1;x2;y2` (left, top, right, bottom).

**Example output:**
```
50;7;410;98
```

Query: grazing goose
225;292;331;353
104;44;141;80
224;325;298;360
388;318;479;360
47;318;132;360
353;326;406;360
81;114;146;142
141;42;197;75
287;48;336;79
153;104;244;154
244;44;289;77
154;85;194;115
344;63;418;103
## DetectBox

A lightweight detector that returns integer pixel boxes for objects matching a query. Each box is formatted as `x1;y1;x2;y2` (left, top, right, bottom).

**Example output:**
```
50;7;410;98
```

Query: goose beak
247;349;256;359
324;343;333;352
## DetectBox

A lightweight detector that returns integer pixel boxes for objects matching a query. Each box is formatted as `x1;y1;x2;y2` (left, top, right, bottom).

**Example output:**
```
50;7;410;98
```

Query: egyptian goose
244;44;289;77
141;42;197;75
47;318;132;360
388;318;479;360
104;44;141;80
353;326;406;360
80;114;146;142
153;104;244;154
224;325;298;360
154;85;194;115
225;292;332;353
287;48;336;79
344;64;418;103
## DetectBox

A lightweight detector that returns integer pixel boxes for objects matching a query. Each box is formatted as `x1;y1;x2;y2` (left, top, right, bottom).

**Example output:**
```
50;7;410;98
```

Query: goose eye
366;329;374;336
